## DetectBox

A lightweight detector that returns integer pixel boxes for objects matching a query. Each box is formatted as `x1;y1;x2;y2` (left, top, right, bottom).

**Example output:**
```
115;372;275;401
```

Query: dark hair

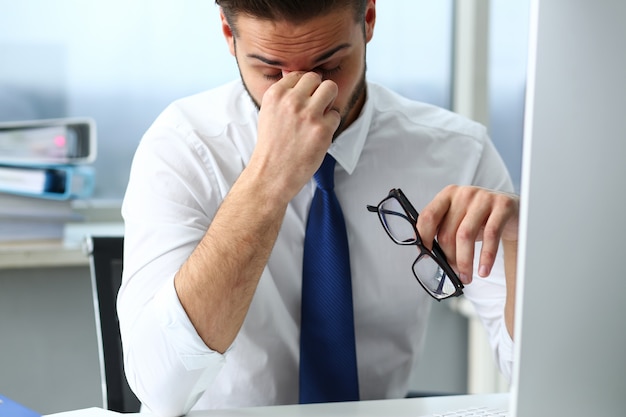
216;0;367;35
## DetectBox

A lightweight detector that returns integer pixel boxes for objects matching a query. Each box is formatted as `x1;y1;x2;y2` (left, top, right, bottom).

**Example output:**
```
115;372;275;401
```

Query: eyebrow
246;43;351;67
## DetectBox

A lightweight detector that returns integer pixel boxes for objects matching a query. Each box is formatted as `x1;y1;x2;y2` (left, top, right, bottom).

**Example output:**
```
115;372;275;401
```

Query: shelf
0;222;124;270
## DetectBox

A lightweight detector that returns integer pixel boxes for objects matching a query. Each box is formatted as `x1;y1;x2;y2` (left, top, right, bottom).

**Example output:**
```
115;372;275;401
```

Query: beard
237;60;367;142
332;67;366;140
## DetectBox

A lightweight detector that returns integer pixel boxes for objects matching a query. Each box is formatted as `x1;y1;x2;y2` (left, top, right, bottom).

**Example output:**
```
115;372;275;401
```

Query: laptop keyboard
421;406;508;416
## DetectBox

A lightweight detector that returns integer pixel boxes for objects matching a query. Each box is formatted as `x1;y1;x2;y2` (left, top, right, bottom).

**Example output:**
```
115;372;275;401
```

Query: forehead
234;9;360;65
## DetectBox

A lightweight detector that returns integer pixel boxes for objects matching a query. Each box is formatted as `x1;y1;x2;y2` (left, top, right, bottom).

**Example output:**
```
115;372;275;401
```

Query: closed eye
263;72;282;81
262;65;342;81
317;65;341;79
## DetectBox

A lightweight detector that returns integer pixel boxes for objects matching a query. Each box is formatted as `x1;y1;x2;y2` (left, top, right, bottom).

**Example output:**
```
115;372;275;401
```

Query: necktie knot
314;154;336;191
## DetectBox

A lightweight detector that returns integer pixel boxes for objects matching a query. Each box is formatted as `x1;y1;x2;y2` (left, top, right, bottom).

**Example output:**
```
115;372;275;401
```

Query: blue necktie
300;153;359;404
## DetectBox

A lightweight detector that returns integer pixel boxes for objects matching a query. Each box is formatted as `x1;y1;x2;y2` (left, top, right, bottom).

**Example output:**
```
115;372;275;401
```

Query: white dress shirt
119;80;515;416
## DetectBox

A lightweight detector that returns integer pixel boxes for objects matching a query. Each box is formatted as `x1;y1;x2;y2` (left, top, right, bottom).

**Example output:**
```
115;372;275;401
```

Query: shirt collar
328;84;374;175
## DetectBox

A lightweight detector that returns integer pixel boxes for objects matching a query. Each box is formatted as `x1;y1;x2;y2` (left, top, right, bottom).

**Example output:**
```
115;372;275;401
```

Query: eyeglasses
367;188;464;301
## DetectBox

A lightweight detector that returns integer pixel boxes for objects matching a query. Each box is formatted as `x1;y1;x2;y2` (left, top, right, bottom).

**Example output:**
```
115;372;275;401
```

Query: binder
0;117;96;166
0;164;95;200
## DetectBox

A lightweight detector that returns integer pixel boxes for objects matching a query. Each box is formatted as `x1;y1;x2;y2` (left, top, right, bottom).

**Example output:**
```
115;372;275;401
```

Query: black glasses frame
367;188;464;301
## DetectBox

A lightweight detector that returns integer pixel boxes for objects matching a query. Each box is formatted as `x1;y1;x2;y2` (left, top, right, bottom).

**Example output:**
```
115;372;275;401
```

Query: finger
311;80;339;118
312;79;338;105
261;72;309;107
324;106;341;130
455;206;490;283
278;70;309;89
476;202;513;277
291;71;324;96
416;187;453;251
433;197;468;266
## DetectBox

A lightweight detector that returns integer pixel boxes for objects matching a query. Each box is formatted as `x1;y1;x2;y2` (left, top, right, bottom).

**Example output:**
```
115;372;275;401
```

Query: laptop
426;1;626;416
507;0;626;415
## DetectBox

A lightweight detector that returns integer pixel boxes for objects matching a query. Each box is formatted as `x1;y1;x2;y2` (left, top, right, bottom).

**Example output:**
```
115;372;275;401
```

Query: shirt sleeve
472;130;515;195
117;110;231;416
121;276;227;416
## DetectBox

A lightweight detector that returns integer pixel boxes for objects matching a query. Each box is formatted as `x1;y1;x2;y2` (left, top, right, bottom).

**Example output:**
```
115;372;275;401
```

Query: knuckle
499;193;518;212
456;225;475;243
262;86;281;103
418;208;437;226
455;253;472;272
309;122;335;140
309;124;327;137
436;232;454;248
282;92;302;109
442;184;459;197
480;249;496;265
482;226;500;242
462;186;482;203
456;257;473;273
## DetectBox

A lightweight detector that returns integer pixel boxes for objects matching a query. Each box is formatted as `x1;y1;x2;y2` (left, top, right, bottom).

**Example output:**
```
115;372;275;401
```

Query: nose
281;69;321;78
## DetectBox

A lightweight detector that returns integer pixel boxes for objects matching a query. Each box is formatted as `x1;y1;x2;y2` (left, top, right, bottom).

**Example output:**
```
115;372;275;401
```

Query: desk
45;394;510;417
188;395;510;417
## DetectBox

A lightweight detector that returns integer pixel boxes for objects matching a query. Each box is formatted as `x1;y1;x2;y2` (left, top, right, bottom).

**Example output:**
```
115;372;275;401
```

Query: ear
364;0;376;43
220;8;236;56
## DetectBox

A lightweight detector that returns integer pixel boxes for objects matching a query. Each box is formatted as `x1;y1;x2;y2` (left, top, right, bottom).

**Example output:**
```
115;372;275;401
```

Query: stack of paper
0;193;83;243
0;117;96;243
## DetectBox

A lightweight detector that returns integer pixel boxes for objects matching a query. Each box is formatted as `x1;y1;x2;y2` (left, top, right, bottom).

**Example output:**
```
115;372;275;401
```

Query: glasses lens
379;197;417;244
413;253;457;299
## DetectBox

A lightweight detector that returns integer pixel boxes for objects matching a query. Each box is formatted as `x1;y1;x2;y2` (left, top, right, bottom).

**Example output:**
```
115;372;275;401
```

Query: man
118;0;519;416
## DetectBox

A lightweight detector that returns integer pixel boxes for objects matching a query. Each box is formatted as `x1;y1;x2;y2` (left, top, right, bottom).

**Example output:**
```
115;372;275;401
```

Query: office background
0;0;527;199
0;1;529;414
